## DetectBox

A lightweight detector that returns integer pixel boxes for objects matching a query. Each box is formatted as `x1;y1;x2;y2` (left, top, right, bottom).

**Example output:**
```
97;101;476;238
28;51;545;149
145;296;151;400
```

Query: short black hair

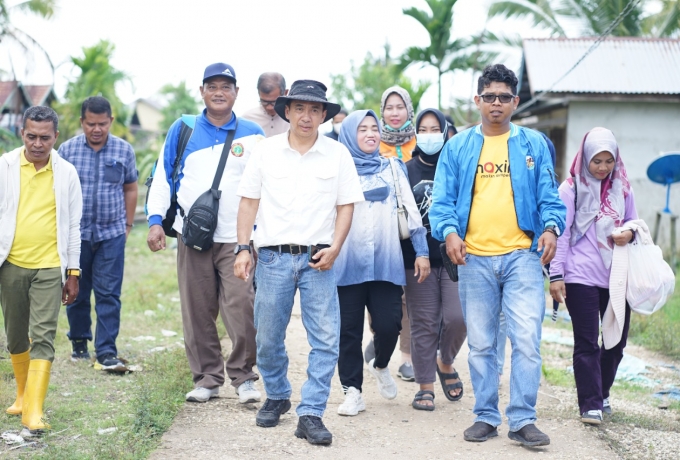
23;106;59;132
477;64;518;95
338;108;348;116
257;72;286;95
81;96;112;118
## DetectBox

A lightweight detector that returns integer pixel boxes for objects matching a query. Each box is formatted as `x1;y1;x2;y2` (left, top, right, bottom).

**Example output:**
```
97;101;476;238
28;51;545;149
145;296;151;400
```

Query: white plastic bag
626;239;675;315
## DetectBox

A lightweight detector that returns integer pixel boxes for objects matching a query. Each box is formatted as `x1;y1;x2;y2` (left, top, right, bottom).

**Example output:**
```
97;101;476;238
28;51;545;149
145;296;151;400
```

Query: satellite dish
647;152;680;214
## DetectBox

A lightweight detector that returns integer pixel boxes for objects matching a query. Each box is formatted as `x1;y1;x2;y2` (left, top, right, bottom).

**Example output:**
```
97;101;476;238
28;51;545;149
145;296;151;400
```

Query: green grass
628;276;680;358
542;365;575;387
0;227;192;458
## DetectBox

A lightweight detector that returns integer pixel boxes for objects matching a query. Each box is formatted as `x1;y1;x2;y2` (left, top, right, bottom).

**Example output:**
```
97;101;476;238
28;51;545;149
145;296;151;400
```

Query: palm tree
487;0;679;38
0;0;57;71
643;0;680;37
330;43;431;114
55;39;131;142
400;0;497;110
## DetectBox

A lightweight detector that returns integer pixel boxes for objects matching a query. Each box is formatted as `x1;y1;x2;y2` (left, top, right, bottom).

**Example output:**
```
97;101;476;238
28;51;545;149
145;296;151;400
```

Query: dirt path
151;301;618;460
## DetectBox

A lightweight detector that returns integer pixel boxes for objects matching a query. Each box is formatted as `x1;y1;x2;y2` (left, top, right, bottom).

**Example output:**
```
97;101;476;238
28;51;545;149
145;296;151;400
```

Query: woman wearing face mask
333;110;430;416
325;109;348;141
549;127;637;425
401;108;466;411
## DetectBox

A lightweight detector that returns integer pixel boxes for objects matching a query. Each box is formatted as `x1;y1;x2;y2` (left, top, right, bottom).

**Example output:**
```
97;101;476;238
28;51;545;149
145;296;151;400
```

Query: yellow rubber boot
6;351;30;415
21;360;52;432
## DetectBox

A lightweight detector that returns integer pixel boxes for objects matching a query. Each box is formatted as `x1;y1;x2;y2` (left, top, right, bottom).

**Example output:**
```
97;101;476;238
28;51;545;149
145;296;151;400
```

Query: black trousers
337;281;403;391
565;283;631;413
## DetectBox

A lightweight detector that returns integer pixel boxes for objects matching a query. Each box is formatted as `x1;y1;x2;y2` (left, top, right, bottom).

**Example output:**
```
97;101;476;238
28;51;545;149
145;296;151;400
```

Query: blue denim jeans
496;311;507;375
458;249;544;431
66;234;125;358
254;248;340;418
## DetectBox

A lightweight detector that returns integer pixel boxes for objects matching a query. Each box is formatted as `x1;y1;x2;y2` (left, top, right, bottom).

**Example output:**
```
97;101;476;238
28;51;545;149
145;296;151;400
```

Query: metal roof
522;37;680;95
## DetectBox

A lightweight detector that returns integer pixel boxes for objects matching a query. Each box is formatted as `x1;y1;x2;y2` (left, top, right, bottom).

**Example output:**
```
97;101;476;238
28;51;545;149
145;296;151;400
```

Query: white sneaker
368;358;397;400
186;386;219;402
603;397;612;414
337;386;366;416
581;409;603;425
236;379;261;404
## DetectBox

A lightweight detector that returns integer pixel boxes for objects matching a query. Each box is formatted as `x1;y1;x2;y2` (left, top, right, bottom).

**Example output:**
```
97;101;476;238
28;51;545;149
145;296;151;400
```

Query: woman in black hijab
402;108;467;411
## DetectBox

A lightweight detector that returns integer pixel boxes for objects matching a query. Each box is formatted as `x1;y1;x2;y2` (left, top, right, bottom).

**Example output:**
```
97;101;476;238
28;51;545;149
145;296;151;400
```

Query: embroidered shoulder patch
231;143;244;157
526;155;535;170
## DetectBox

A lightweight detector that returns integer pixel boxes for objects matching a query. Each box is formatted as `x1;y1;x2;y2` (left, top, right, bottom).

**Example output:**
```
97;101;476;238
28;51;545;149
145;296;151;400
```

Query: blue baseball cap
203;63;236;83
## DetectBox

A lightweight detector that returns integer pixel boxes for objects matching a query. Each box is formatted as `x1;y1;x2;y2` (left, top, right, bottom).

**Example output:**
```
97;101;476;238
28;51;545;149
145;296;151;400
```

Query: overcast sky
4;0;539;114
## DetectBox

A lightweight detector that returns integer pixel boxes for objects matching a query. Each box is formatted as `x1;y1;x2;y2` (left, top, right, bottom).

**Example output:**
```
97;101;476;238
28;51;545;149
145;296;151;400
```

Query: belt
260;244;329;255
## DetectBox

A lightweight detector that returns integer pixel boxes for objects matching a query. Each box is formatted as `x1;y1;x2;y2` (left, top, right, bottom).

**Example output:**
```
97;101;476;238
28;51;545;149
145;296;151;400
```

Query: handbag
624;222;675;315
388;157;411;240
180;120;238;252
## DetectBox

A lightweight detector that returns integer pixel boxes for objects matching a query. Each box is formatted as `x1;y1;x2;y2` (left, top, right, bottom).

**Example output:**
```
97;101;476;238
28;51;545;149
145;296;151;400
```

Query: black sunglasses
259;99;277;107
480;93;515;103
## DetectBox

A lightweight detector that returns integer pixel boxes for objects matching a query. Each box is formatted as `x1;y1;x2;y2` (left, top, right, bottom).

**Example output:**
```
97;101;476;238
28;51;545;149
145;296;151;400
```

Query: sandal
412;390;435;411
436;366;464;402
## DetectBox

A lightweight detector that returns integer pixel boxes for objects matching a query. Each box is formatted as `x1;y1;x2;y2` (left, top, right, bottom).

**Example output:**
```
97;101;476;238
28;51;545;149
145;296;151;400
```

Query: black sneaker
508;423;550;446
95;354;128;373
71;339;90;362
294;415;332;445
256;398;291;428
464;422;498;442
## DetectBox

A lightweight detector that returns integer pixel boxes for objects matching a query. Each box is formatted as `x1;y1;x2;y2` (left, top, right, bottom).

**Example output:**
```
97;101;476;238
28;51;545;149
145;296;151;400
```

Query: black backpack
180;120;238;252
144;116;194;237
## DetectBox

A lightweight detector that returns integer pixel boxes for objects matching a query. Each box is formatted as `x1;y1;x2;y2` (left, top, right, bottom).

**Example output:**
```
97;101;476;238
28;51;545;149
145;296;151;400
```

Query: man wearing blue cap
147;63;265;405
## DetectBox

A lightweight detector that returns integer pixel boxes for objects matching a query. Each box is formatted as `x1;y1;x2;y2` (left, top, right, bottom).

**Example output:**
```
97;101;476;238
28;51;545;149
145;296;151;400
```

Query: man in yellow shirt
430;65;566;447
0;106;83;436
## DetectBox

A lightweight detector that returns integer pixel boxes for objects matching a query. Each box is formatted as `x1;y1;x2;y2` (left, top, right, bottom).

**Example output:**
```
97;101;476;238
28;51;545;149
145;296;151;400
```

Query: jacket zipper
507;137;520;231
465;138;484;236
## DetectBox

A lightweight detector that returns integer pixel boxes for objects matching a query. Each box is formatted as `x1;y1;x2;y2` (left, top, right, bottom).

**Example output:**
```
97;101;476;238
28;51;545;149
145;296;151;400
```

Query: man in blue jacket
430;64;566;447
146;63;265;406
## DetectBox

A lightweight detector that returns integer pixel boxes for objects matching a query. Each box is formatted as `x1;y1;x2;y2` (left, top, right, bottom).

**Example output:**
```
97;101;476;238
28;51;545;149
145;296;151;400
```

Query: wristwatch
234;244;251;255
67;269;81;278
544;225;560;237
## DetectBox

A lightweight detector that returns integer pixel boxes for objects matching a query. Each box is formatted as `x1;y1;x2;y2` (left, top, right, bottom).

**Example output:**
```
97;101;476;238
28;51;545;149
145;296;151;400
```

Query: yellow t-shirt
7;150;61;269
465;132;532;256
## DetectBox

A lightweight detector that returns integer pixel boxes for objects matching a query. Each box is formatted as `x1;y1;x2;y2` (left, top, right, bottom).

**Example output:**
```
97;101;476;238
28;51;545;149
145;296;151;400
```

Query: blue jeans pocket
104;162;123;183
257;248;277;265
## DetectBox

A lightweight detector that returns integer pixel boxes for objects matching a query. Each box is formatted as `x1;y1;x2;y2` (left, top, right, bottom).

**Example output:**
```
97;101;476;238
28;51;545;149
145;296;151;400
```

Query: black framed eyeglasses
480;93;515;103
259;99;277;107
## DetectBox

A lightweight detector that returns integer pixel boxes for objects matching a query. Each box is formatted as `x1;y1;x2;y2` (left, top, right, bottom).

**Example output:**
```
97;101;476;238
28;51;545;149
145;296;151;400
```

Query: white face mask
333;122;343;135
416;133;445;155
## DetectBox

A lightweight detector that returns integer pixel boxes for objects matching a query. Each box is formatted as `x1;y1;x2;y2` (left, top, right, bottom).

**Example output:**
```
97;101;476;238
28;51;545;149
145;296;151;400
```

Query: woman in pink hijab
549;127;638;425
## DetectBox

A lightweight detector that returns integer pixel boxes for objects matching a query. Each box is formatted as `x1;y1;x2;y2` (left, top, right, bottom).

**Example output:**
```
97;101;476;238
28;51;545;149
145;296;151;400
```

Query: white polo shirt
237;132;364;248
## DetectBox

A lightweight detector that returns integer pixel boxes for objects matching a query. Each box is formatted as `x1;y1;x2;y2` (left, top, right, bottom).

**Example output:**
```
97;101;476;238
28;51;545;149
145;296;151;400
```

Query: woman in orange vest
379;86;417;162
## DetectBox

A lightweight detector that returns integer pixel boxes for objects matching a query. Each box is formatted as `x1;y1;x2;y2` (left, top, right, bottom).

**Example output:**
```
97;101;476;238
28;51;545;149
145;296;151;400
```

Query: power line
516;0;643;114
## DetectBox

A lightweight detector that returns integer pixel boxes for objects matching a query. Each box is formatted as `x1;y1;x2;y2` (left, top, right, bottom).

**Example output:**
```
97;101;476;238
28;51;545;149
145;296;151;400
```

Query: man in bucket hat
234;80;364;445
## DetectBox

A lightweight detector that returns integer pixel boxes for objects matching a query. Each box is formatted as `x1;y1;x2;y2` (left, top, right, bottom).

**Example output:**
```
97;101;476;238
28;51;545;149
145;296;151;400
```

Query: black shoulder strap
171;121;193;185
211;119;239;192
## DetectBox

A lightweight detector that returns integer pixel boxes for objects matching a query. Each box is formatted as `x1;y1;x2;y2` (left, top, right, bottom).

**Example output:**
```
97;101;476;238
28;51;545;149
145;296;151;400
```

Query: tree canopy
55;39;131;142
330;43;431;115
159;81;200;132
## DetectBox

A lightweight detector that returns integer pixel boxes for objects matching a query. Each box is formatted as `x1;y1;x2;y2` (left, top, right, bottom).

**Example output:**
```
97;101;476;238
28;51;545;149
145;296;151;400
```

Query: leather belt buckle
289;244;303;255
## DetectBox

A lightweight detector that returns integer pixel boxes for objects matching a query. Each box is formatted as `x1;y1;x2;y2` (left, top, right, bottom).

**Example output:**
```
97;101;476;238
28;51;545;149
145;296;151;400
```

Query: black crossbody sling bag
180;120;238;252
